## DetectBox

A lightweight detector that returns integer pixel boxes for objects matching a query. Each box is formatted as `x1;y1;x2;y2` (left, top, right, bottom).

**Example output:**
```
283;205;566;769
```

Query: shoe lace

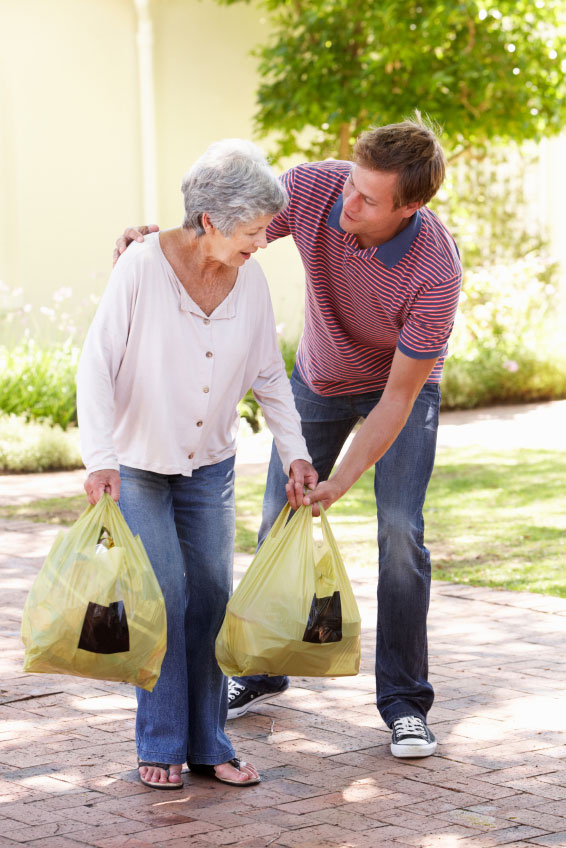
393;716;427;739
228;679;246;701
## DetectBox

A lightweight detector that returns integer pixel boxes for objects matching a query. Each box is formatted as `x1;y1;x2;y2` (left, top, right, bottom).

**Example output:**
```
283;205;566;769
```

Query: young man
115;119;462;759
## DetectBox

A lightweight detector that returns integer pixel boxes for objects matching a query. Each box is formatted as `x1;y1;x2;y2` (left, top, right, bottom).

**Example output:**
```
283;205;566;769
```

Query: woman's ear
201;212;214;234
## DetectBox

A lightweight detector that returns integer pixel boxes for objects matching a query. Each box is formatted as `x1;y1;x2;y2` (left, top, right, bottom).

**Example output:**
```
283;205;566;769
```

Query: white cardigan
77;234;310;477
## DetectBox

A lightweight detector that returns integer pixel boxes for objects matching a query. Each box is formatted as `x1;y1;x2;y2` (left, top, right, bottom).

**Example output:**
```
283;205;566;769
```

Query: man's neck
356;215;413;250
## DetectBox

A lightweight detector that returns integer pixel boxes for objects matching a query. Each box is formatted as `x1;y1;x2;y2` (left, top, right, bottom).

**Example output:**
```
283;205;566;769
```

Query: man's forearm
330;395;413;496
303;350;439;514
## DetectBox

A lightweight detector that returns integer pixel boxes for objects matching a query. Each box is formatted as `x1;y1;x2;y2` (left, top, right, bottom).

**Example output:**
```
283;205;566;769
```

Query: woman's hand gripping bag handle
21;493;167;691
215;503;361;678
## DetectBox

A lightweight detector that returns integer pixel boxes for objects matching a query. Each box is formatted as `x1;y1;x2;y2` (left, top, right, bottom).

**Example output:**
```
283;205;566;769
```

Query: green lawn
233;446;566;597
2;446;565;597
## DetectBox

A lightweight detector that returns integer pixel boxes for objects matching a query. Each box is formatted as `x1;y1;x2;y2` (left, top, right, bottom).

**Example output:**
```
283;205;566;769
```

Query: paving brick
527;833;566;846
401;828;480;847
455;841;533;848
493;809;566;831
81;839;154;848
3;496;566;848
275;822;390;846
0;803;66;826
458;825;550;845
530;800;566;817
25;839;92;848
372;809;451;833
1;821;81;843
438;808;513;831
129;821;221;842
501;779;566;801
275;792;346;815
198;821;283;844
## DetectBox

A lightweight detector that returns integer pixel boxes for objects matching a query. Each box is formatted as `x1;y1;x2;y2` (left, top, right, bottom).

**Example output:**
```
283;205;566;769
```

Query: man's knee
377;509;429;578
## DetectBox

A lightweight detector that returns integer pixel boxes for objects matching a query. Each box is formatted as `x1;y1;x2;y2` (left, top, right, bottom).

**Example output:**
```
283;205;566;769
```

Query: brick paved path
1;511;566;848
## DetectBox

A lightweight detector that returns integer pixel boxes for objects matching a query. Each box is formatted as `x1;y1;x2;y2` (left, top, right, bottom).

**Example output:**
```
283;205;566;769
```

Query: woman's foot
214;759;259;784
188;756;261;786
138;761;183;789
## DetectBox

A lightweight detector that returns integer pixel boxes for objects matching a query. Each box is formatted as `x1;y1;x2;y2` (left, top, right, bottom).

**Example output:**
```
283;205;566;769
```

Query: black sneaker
390;716;437;758
227;679;285;719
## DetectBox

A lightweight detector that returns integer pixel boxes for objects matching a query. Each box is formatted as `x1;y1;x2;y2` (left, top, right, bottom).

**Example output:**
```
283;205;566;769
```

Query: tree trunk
338;122;351;160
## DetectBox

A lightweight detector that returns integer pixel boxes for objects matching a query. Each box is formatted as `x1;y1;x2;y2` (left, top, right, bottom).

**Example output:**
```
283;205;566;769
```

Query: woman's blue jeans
119;458;236;766
234;367;440;726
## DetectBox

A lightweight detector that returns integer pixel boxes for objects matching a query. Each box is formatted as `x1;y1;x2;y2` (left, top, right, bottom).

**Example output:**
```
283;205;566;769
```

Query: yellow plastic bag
215;504;361;678
21;493;166;691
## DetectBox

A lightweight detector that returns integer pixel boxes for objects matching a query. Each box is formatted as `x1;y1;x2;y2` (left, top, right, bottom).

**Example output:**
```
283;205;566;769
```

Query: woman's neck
159;227;238;316
161;227;226;275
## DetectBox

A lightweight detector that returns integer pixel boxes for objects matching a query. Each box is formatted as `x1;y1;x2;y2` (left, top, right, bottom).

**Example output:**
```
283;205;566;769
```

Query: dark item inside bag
303;591;342;644
78;600;130;654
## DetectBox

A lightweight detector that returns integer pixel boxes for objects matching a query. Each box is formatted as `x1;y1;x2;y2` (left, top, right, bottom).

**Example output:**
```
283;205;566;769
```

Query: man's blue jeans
234;367;440;726
119;458;236;766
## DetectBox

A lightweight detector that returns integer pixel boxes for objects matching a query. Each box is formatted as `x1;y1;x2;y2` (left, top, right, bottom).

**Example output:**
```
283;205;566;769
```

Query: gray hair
181;139;287;236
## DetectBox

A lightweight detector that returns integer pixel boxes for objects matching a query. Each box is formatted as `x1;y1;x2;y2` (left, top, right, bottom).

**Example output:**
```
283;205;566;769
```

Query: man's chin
339;214;357;232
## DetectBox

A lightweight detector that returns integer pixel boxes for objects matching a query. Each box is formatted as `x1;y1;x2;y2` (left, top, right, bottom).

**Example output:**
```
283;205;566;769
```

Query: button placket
196;340;214;430
184;315;213;467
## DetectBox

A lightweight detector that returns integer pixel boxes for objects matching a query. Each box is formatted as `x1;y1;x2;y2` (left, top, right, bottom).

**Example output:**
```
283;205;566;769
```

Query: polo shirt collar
327;195;422;269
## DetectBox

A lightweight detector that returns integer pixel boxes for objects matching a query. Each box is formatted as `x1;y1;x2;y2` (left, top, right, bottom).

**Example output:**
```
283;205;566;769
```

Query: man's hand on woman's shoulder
113;224;160;266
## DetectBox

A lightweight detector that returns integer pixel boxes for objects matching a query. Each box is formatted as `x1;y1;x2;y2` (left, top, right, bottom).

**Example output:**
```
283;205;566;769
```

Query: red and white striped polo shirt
267;160;462;396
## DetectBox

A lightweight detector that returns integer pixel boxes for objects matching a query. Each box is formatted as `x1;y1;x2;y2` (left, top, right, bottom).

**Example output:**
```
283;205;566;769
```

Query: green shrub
442;349;566;409
442;253;566;408
0;338;79;429
0;414;83;473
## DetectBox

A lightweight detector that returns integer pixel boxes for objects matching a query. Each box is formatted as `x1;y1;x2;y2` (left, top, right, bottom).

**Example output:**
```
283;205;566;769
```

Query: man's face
339;165;420;249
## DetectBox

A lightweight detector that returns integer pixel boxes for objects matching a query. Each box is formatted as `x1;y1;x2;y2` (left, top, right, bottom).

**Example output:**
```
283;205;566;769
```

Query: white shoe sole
391;739;437;758
227;690;284;720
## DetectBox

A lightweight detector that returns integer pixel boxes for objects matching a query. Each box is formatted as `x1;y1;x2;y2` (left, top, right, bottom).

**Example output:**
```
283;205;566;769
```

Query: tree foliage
217;0;566;160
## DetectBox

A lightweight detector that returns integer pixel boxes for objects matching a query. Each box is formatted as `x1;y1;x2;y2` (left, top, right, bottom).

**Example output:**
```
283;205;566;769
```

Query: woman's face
208;213;273;267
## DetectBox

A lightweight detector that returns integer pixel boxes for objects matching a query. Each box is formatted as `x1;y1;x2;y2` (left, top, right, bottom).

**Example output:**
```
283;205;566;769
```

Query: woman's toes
168;766;183;784
139;764;182;785
214;759;259;782
238;761;259;780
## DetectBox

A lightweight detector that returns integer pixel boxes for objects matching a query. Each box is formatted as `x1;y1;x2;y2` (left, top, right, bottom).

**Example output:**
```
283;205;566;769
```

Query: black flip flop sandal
188;756;260;786
138;759;183;790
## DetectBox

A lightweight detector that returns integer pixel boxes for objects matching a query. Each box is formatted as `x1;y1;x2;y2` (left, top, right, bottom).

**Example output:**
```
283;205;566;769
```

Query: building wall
151;0;306;339
0;0;142;310
1;0;563;345
0;0;306;342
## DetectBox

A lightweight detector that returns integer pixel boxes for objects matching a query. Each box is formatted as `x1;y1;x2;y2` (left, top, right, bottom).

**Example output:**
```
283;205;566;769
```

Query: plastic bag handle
317;503;329;531
268;502;293;539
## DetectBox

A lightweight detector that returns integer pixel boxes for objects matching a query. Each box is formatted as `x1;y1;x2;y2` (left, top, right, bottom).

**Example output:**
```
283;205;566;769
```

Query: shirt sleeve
266;167;296;244
249;278;311;475
76;255;137;474
397;272;462;360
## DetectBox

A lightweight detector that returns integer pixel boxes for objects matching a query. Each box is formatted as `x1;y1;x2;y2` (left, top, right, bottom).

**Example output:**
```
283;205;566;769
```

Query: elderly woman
77;140;317;790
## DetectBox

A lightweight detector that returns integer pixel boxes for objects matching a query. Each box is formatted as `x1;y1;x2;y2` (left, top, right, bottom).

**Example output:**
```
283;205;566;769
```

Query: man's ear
401;200;422;219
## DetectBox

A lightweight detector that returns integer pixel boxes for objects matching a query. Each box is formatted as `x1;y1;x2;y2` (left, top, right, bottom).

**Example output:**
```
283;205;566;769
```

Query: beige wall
0;0;142;310
151;0;306;339
0;0;306;341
